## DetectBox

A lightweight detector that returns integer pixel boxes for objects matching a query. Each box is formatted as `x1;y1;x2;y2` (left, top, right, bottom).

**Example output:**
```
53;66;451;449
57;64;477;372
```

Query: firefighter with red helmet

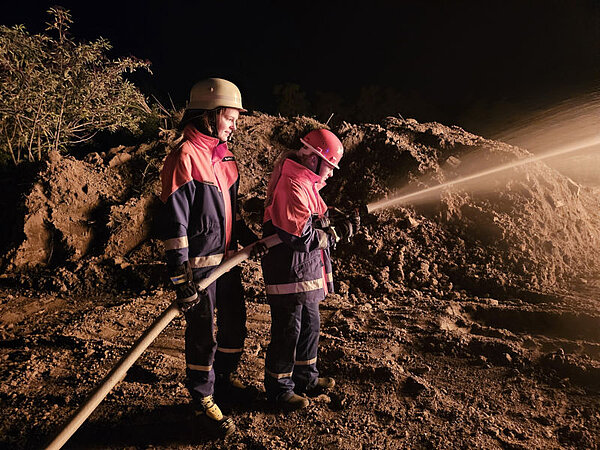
261;129;359;411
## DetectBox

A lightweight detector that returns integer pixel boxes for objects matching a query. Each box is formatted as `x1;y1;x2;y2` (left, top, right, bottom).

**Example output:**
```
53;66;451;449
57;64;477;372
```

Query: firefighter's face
217;108;239;141
305;153;335;181
319;162;335;181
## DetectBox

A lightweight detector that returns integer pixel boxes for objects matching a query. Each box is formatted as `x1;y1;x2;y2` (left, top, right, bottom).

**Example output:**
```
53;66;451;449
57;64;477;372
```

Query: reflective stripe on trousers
295;357;317;366
265;368;294;379
187;363;212;371
217;347;243;354
265;356;317;379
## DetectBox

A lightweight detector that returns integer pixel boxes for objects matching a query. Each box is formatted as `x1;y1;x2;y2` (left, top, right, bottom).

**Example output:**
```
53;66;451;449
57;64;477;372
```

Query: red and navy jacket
261;157;335;304
159;125;257;279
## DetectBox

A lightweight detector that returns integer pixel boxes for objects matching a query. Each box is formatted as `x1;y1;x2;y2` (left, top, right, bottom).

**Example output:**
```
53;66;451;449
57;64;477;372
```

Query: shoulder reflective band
189;254;224;268
266;278;323;295
164;236;189;250
325;272;333;283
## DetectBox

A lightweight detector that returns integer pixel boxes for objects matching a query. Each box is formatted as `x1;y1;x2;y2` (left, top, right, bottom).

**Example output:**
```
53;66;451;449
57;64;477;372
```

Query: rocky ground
0;113;599;449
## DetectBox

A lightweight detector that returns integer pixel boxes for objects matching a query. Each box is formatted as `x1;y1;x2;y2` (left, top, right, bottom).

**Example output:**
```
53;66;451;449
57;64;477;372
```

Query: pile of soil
3;113;599;295
1;113;599;449
331;117;600;298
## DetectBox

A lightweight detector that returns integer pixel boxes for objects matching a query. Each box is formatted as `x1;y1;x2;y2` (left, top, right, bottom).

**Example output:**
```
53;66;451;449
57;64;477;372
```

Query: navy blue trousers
184;267;247;401
264;301;320;401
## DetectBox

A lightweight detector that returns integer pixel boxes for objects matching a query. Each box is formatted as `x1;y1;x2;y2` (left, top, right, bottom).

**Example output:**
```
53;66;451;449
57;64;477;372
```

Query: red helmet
299;129;344;169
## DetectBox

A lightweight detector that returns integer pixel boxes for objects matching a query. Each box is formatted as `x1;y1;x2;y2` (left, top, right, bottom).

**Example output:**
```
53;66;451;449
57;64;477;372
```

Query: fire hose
46;205;372;449
46;234;283;450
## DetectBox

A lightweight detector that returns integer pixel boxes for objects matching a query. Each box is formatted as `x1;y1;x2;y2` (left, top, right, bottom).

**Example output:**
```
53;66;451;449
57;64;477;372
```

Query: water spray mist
366;135;600;214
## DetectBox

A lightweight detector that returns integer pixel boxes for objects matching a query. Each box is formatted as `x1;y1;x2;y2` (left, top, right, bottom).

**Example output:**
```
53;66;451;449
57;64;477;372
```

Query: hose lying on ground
46;234;283;450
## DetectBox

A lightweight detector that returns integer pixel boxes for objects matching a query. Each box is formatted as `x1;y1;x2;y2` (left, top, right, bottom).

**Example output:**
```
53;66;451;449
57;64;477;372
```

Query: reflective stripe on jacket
159;125;257;279
261;157;335;304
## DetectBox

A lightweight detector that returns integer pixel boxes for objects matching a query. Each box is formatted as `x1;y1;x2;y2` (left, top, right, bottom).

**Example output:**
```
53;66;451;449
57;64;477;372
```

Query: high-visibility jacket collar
281;158;322;186
183;124;221;154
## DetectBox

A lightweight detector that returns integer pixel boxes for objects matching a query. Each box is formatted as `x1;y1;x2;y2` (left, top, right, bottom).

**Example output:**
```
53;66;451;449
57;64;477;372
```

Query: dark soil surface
1;113;599;449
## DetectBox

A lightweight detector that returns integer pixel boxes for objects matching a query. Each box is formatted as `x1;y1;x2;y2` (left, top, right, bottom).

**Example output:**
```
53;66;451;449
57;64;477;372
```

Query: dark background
3;0;599;136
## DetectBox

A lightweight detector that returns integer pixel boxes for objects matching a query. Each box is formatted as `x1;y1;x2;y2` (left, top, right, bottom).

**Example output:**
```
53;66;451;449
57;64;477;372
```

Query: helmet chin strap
299;146;328;176
208;109;220;140
314;156;323;176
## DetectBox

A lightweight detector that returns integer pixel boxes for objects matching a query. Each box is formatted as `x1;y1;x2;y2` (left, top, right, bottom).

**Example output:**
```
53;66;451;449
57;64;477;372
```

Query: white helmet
186;78;247;112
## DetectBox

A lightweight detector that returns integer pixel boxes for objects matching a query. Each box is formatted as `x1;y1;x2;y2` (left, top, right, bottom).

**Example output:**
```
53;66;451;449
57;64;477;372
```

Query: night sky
4;0;599;135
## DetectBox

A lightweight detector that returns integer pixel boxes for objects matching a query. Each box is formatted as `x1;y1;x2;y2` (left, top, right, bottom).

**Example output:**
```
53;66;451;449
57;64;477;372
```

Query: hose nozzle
357;204;370;218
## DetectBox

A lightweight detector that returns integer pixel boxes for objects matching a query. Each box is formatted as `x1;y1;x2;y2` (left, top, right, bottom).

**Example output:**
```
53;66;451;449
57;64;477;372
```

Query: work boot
195;395;236;438
276;392;310;412
304;377;335;397
214;371;259;404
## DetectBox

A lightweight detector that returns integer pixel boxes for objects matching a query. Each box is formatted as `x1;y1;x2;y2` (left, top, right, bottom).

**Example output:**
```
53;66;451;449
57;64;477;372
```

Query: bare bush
0;7;152;165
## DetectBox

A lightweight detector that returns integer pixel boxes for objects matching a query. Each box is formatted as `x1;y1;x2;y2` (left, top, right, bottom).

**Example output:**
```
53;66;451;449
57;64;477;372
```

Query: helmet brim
300;138;340;169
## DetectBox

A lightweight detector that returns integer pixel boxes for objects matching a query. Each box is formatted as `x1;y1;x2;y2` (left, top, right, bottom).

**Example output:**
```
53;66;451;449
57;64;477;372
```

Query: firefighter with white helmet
159;78;265;437
261;128;359;411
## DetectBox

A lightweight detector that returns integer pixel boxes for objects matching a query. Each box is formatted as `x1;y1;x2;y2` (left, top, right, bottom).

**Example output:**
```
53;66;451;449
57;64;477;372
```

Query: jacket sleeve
270;181;333;253
159;152;196;267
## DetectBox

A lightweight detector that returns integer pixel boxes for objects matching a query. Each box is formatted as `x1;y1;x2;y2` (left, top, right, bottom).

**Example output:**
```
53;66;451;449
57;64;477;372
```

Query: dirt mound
1;113;599;298
329;117;600;298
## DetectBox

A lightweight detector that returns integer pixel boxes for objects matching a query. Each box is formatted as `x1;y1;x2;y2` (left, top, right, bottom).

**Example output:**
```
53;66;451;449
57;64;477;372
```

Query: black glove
330;210;360;242
330;219;355;242
192;288;211;317
169;261;199;312
313;214;331;229
349;209;361;233
249;241;269;260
